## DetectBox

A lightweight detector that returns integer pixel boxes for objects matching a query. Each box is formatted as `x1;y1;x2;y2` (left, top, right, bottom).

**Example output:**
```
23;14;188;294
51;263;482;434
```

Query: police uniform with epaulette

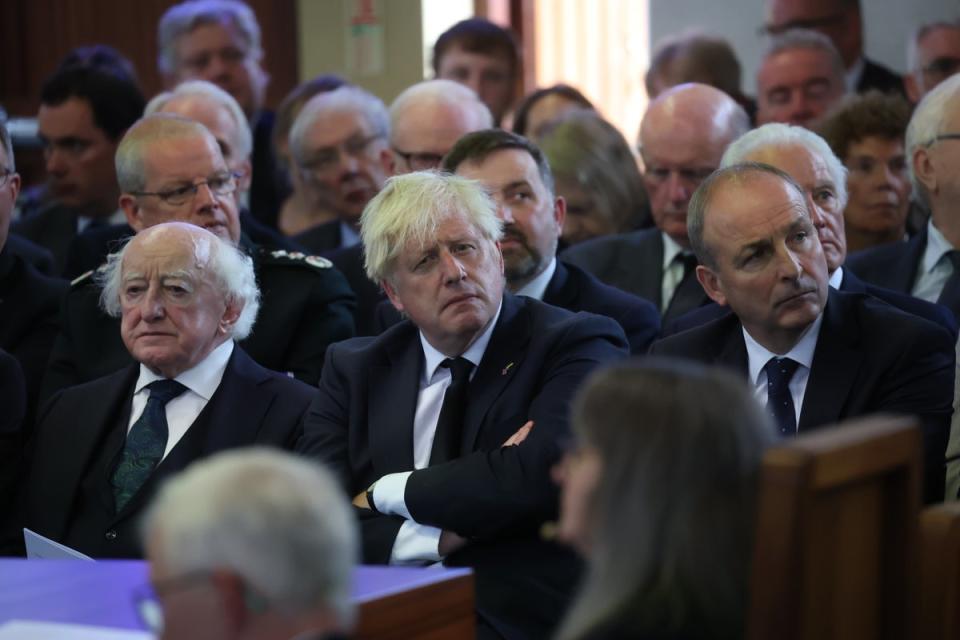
40;246;356;403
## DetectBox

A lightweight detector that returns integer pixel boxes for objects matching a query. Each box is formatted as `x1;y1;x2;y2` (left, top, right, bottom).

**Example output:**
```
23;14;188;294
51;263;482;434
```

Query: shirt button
105;530;117;540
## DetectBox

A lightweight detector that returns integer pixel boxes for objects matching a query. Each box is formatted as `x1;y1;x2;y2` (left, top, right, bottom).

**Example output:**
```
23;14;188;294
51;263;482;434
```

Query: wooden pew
747;415;921;640
917;502;960;640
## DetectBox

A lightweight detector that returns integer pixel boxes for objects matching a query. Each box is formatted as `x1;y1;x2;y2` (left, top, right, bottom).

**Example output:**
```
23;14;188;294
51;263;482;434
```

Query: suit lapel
611;231;663;308
715;318;749;372
462;295;531;452
369;330;420;473
543;262;576;309
798;291;861;431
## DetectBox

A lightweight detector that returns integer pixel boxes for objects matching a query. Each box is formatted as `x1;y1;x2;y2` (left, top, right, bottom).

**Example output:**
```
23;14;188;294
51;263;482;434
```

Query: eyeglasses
392;148;445;171
644;166;715;187
130;171;241;206
132;570;213;633
925;133;960;147
922;56;960;79
300;132;385;177
0;167;13;187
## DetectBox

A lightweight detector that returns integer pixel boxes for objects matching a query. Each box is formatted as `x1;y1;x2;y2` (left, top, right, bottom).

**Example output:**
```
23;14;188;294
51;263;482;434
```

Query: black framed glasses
301;132;386;177
130;170;242;206
926;133;960;146
922;56;960;79
392;148;445;171
0;167;13;187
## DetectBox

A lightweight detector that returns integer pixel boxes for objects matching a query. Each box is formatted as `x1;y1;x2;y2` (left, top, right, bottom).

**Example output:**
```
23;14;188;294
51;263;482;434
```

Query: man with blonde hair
298;171;628;638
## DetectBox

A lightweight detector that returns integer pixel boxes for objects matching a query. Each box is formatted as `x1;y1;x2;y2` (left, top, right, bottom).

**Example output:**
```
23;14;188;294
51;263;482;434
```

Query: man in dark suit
651;163;954;503
664;123;956;338
0;120;68;426
41;114;354;401
763;0;905;96
10;223;315;559
297;172;628;638
0;349;25;532
12;55;145;276
905;21;960;105
436;128;659;353
562;84;750;323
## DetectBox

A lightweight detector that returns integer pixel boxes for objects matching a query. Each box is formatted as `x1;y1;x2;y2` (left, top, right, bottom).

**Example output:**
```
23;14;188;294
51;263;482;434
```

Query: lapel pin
501;362;515;376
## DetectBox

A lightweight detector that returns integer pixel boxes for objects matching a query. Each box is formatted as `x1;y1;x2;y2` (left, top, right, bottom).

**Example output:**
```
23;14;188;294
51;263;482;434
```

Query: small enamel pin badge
501;362;515;376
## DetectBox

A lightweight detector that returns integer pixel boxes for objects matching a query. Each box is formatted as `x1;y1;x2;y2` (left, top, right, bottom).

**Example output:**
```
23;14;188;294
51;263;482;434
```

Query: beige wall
297;0;426;105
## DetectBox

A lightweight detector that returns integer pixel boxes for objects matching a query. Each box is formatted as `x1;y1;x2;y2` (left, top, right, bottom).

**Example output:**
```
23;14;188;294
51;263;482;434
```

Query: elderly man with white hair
141;448;357;640
9;222;316;559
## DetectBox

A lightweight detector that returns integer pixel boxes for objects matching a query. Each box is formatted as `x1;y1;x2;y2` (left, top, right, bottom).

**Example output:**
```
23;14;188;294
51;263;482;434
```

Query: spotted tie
765;357;800;436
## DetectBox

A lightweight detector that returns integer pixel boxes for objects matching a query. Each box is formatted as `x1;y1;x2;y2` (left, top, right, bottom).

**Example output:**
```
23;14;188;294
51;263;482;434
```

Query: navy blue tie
765;357;800;436
111;379;188;511
429;357;474;465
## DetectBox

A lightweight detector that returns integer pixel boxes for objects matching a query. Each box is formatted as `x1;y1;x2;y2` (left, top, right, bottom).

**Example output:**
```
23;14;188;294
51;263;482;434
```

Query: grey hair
720;122;849;208
763;28;846;82
688;162;807;269
145;79;253;162
0;117;14;172
361;171;503;283
289;86;390;166
907;20;960;73
555;359;775;640
905;73;960;206
157;0;263;76
142;448;358;627
116;114;217;193
97;224;260;340
388;79;493;143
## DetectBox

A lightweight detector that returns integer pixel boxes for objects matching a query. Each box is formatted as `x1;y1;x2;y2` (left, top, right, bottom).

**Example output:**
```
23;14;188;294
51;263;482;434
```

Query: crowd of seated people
2;0;960;638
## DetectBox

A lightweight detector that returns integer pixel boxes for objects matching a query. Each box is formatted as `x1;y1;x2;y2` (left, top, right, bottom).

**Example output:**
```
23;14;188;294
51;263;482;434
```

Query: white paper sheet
22;529;94;561
0;620;152;639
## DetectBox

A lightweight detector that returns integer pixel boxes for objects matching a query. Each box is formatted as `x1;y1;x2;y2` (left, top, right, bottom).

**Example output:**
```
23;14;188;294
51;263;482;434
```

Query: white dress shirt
744;313;824;431
515;257;557;301
373;303;502;565
829;266;844;290
845;56;866;93
128;340;234;460
77;208;126;233
912;220;956;303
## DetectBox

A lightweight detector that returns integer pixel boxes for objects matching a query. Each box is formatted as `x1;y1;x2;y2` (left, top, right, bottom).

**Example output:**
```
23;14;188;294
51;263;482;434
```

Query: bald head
387;79;494;174
639;83;750;247
116;113;221;193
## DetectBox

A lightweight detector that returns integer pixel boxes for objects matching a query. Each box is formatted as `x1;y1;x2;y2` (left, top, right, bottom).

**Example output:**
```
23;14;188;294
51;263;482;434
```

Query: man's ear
209;570;250;630
553;195;566;233
382;279;404;313
237;159;253;192
695;264;727;306
904;73;922;104
120;194;145;232
913;146;937;195
220;300;243;335
380;148;397;177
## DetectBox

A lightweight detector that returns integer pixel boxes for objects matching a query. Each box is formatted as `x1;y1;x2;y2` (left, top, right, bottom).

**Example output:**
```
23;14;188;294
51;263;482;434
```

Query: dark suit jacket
857;57;906;96
294;220;345;255
0;246;68;427
375;261;661;354
662;268;958;340
651;289;955;503
328;244;384;337
10;203;80;276
845;225;926;294
5;235;56;276
14;345;315;558
41;240;355;401
561;228;711;321
0;349;25;529
298;294;629;638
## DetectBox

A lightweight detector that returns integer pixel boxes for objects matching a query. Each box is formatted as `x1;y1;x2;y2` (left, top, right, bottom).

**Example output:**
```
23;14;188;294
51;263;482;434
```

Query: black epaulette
256;248;334;270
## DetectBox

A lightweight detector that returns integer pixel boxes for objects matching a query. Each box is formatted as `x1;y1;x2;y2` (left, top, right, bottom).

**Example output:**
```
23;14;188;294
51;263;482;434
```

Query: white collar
660;231;685;270
829;266;844;289
135;340;235;401
339;221;361;248
922;219;955;275
419;301;503;384
514;257;557;301
845;56;866;92
744;310;823;385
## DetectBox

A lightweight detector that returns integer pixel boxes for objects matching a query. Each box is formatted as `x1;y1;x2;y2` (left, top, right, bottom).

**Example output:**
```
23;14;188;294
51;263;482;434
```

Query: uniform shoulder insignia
261;248;332;269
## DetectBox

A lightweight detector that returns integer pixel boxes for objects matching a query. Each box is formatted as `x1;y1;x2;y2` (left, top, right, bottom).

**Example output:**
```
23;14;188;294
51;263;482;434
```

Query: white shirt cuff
372;471;413;519
389;520;443;565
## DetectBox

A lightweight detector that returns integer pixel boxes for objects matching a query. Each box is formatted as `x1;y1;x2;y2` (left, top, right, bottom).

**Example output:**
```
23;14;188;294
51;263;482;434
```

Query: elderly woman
538;111;652;246
554;359;775;640
817;91;913;253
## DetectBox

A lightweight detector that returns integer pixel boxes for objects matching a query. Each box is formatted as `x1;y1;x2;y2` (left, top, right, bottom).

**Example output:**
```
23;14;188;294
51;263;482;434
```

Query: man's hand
439;529;468;556
502;420;534;447
352;490;370;509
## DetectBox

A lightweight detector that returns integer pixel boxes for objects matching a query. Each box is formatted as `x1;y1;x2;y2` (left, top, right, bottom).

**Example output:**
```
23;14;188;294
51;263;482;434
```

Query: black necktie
429;357;473;465
111;379;188;511
663;252;702;323
765;357;800;436
936;250;960;321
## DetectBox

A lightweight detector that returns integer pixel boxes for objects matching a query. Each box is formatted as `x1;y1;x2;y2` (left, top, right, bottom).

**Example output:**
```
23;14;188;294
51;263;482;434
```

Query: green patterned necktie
111;379;188;511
